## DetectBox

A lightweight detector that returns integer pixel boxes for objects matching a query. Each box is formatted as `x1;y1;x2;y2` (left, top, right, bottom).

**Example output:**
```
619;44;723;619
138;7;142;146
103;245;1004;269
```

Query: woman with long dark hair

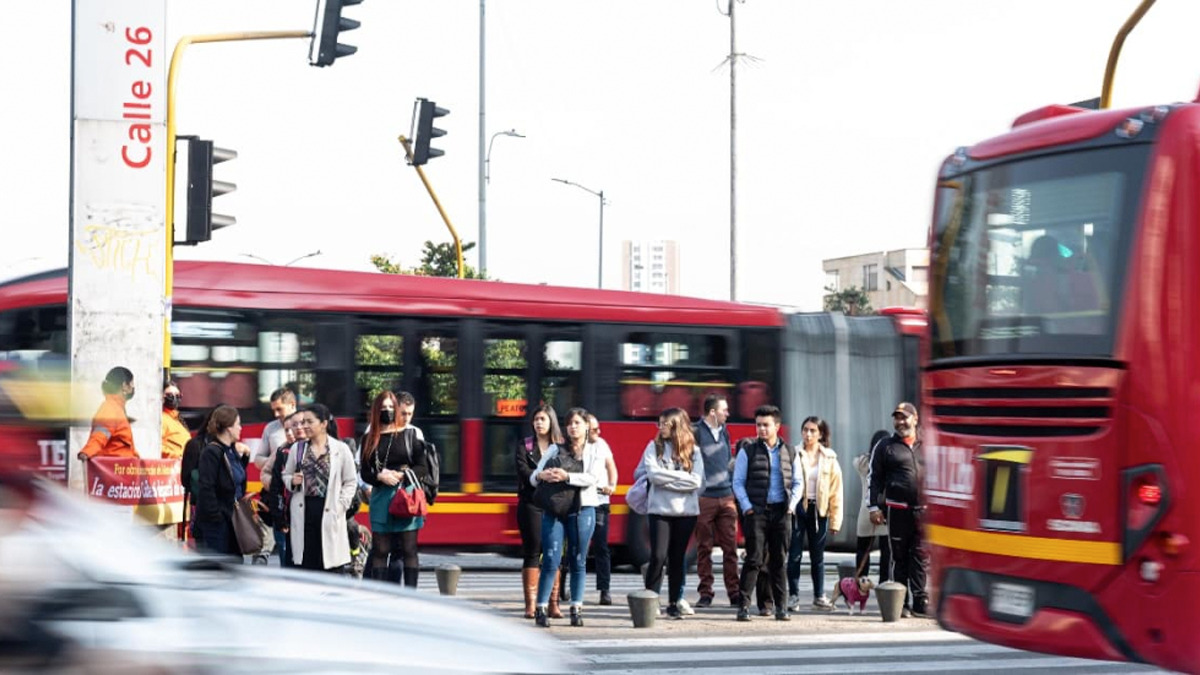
530;407;607;628
640;407;704;620
194;405;250;558
786;415;844;612
282;404;358;572
514;403;563;618
360;391;432;587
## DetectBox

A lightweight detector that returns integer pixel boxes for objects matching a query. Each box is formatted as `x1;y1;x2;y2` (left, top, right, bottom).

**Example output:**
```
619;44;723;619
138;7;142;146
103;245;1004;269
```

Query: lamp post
478;129;524;275
239;250;322;267
551;178;606;288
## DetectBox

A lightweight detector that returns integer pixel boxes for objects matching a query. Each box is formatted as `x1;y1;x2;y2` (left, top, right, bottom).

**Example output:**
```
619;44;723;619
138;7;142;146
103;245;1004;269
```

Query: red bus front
925;102;1200;673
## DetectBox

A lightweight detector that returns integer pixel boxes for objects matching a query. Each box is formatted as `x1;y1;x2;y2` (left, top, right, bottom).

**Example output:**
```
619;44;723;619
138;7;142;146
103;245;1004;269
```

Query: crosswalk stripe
583;643;1012;664
564;630;966;649
577;657;1142;675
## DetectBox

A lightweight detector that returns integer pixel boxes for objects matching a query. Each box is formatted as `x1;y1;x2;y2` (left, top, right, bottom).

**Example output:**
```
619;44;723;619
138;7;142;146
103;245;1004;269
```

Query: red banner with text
86;457;184;524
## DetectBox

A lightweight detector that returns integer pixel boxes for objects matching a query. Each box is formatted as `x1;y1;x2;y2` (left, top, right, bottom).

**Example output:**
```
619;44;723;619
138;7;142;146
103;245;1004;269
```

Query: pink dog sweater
839;576;870;610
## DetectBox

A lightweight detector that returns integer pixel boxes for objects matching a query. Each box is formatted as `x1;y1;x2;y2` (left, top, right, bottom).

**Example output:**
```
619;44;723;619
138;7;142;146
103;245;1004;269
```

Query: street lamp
239;250;322;267
551;178;606;288
478;129;524;276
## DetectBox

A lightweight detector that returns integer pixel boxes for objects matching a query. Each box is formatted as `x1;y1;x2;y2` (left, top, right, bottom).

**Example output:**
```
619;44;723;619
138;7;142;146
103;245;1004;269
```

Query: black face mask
163;394;180;410
380;409;396;425
124;387;136;401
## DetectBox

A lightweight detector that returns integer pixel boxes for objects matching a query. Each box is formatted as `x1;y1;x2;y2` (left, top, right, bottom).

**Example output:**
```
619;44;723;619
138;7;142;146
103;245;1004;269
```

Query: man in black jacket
868;401;928;618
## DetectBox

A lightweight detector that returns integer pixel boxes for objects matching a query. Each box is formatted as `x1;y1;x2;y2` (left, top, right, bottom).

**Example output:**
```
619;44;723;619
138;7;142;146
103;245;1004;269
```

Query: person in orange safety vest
77;366;138;460
161;379;189;460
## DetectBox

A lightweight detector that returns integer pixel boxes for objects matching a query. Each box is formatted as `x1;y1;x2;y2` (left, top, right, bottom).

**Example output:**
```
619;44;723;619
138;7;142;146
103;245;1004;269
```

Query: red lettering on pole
119;26;155;170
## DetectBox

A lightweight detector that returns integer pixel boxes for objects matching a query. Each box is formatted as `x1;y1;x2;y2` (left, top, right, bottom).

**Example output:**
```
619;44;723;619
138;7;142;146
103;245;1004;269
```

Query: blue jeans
787;501;829;599
536;506;596;607
274;527;292;568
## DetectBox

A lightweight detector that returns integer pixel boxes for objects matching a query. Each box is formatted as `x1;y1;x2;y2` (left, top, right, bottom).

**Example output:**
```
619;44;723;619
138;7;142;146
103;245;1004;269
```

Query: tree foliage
370;240;488;279
823;285;874;316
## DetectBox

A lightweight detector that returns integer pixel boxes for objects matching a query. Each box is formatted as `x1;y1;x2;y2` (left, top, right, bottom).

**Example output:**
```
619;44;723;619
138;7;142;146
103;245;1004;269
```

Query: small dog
830;575;876;615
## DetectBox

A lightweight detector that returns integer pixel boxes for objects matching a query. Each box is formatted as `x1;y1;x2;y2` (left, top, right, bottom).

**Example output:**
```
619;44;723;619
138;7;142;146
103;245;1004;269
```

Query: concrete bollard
627;590;659;628
837;560;858;581
435;564;461;596
876;581;906;622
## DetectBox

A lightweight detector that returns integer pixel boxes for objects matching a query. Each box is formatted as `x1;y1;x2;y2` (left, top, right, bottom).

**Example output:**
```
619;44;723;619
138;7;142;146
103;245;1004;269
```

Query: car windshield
929;144;1151;361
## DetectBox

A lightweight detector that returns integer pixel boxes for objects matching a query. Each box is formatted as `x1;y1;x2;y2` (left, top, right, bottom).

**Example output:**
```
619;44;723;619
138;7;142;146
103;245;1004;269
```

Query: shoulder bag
223;450;270;555
389;467;430;518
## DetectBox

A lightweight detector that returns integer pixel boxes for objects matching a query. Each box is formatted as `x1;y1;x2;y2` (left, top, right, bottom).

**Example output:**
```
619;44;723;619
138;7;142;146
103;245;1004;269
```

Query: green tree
824;285;874;316
371;240;489;279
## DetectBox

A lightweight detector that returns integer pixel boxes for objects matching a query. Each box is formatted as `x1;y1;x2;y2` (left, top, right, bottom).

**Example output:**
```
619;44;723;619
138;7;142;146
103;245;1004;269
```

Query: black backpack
420;439;440;505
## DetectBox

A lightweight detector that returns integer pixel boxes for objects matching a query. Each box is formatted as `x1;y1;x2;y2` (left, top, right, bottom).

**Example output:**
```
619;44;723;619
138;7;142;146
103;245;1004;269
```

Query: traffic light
411;98;449;166
184;138;237;245
309;0;363;67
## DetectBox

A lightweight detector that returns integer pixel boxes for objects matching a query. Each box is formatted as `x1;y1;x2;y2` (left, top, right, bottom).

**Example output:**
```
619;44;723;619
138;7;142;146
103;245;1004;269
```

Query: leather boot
547;571;564;619
402;567;419;589
522;568;540;619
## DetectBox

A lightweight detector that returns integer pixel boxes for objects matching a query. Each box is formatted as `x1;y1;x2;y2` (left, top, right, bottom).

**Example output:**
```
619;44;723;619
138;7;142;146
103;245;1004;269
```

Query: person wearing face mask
78;366;138;461
161;380;189;460
360;390;430;586
868;401;928;618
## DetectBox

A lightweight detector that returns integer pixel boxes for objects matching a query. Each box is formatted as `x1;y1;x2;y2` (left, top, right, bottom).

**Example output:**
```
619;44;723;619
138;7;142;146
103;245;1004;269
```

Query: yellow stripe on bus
428;503;510;514
977;449;1033;464
926;524;1121;565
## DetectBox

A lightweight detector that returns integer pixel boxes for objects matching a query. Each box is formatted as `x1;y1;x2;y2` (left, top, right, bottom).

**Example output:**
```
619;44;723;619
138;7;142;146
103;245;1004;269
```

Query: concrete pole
478;0;487;274
729;0;737;302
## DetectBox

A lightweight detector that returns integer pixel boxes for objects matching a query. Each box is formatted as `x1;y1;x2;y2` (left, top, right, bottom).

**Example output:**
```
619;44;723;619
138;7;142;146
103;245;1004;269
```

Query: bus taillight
1138;483;1162;506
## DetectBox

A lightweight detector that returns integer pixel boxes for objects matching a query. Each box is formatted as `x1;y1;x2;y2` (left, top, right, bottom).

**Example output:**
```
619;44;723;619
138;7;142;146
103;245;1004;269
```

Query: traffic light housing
184;138;237;245
310;0;362;67
411;98;449;166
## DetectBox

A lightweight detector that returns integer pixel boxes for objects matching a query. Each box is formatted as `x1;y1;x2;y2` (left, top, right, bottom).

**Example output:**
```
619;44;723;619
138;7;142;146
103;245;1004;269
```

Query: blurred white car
0;479;576;673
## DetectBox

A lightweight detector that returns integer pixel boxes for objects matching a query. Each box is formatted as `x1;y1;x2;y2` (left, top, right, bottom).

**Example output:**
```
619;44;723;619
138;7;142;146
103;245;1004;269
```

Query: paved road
399;569;1163;674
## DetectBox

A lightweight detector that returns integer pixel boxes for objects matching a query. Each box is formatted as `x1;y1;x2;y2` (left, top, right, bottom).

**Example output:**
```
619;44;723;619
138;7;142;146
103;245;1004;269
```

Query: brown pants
695;495;740;601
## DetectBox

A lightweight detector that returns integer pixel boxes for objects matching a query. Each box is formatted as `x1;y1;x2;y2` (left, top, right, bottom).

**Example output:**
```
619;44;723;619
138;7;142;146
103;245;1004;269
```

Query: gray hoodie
639;440;704;517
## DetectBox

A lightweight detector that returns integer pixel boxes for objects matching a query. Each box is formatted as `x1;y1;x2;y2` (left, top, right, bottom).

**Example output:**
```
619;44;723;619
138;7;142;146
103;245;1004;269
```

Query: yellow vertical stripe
990;465;1010;515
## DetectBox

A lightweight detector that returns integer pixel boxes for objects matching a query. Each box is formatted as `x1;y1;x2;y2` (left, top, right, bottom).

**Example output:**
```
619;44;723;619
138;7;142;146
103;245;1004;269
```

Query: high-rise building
622;240;680;294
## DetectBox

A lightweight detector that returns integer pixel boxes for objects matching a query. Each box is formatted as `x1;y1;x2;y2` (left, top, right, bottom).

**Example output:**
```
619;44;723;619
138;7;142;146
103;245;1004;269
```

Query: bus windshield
930;144;1151;361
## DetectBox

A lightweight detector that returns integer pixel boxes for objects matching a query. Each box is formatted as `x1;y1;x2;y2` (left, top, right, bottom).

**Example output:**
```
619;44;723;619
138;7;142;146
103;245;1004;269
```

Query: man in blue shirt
732;405;803;621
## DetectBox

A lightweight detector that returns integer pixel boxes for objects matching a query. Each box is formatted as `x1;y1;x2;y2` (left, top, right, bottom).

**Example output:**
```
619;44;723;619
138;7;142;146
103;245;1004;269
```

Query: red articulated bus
0;261;782;563
925;15;1200;672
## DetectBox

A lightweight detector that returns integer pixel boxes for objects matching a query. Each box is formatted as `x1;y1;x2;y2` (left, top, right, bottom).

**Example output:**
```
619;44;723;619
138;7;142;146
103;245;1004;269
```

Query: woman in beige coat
786;417;843;612
283;404;358;572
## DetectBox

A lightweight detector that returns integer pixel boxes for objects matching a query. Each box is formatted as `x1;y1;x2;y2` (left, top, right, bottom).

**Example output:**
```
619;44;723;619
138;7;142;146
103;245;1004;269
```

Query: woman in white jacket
640;407;704;620
529;407;608;627
282;404;358;572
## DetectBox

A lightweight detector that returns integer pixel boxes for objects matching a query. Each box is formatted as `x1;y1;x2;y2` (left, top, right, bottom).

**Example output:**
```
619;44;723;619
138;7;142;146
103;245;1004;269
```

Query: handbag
534;454;582;518
388;468;429;518
231;495;271;556
625;474;650;515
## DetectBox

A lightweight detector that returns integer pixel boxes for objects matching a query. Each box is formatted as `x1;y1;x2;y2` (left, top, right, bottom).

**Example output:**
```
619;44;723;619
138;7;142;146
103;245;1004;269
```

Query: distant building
622;240;680;294
822;249;929;309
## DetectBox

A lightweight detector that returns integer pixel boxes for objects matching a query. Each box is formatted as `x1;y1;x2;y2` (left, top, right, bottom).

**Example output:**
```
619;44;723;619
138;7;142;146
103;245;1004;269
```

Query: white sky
3;1;1200;310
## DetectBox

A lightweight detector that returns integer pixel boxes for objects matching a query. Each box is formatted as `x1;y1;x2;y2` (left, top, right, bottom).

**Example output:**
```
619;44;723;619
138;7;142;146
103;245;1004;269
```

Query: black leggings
517;498;543;569
372;530;420;585
644;515;698;607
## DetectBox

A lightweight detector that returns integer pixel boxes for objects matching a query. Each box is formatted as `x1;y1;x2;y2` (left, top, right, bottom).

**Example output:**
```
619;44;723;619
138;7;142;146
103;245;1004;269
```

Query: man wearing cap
868;402;928;618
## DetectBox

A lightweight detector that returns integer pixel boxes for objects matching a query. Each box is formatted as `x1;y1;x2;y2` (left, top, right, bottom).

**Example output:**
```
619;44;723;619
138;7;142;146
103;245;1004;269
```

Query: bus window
739;329;779;422
355;332;403;414
418;331;459;492
170;310;317;422
542;338;582;412
483;336;527;490
619;332;733;420
0;307;68;358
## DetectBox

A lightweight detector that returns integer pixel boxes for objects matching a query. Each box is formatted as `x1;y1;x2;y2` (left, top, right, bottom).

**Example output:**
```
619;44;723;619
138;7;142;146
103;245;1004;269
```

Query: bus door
411;323;461;495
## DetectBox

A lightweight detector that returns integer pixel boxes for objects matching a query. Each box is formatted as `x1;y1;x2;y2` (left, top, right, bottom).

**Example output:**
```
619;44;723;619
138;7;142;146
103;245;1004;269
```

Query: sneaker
349;547;368;579
677;598;695;616
775;610;791;621
666;604;683;620
787;594;801;612
813;596;834;611
758;606;773;617
911;605;930;619
728;593;743;607
901;607;913;619
736;606;751;622
251;553;270;565
695;595;713;608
